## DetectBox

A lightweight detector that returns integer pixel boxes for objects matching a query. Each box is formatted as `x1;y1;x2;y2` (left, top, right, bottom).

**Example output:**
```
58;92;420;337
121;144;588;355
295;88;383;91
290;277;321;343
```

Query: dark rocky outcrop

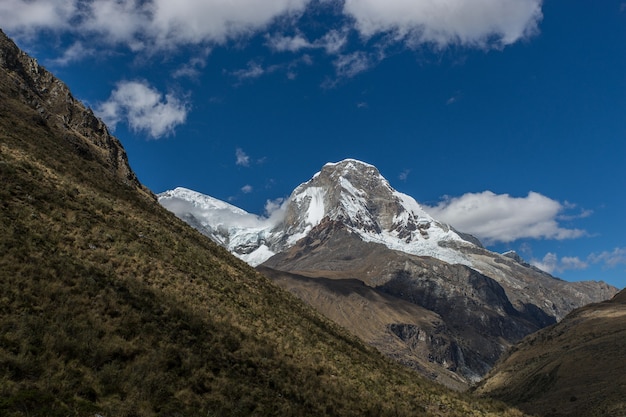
0;29;147;193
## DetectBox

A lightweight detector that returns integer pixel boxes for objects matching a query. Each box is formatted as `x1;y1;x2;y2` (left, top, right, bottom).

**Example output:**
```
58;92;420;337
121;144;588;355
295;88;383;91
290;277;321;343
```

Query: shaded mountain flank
0;29;533;417
475;288;626;417
261;214;616;388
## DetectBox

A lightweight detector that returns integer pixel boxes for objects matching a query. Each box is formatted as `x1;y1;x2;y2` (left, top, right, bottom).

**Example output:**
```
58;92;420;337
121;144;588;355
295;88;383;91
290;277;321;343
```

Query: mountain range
160;159;617;388
2;26;622;416
0;28;533;416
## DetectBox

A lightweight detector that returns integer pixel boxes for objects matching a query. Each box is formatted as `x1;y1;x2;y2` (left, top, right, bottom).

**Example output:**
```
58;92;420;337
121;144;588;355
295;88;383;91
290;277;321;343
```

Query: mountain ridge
160;158;617;387
159;159;486;267
476;288;626;416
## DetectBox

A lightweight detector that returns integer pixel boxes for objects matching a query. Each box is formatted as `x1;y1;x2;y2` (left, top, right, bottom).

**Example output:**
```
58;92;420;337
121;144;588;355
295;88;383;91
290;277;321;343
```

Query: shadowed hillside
476;289;626;417
0;29;528;416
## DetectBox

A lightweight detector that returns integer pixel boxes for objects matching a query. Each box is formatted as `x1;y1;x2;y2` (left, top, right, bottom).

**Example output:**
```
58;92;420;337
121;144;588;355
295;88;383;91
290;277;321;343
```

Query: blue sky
2;0;625;288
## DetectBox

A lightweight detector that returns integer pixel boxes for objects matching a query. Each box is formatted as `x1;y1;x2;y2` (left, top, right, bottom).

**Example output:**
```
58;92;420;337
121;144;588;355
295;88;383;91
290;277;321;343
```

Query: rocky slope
0;29;144;192
476;289;626;417
161;159;617;388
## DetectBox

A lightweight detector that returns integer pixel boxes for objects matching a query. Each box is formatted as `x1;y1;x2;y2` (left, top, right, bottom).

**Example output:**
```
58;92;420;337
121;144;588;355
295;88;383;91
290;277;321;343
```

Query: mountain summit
160;158;479;266
160;159;617;387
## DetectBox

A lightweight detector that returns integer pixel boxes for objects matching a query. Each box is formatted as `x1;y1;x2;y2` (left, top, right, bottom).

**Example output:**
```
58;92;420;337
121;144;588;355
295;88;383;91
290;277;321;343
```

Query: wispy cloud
172;49;211;79
531;253;589;274
332;50;385;79
398;169;411;181
47;41;97;66
235;148;250;167
95;80;188;139
229;56;313;83
589;247;626;269
241;184;253;194
446;91;463;105
266;29;348;54
531;247;626;275
424;191;586;245
230;61;267;81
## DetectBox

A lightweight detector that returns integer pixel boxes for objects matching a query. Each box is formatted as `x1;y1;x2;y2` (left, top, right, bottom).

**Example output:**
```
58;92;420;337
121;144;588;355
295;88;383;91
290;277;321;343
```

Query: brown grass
1;59;528;416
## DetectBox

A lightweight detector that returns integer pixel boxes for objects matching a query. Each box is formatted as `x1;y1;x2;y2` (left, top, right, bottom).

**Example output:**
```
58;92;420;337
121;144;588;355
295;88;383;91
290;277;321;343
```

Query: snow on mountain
158;187;282;264
158;159;482;267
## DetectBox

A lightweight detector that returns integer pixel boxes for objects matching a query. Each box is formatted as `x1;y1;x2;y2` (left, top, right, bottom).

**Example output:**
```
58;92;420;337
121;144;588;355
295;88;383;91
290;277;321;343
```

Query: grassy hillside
0;35;528;416
476;290;626;417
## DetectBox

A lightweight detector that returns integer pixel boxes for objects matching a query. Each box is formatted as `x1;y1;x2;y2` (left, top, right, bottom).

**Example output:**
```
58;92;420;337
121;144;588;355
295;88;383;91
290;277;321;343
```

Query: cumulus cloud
95;80;188;139
424;191;586;245
342;0;543;48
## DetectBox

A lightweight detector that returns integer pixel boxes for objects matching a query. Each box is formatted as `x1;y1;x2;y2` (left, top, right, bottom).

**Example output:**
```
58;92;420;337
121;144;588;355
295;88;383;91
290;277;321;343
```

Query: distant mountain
476;289;626;417
161;159;617;387
159;159;481;266
0;29;530;416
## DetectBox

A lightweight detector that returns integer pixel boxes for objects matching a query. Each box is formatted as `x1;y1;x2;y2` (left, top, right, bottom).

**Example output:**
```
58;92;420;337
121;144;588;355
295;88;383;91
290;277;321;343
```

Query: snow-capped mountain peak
159;159;480;266
281;159;476;264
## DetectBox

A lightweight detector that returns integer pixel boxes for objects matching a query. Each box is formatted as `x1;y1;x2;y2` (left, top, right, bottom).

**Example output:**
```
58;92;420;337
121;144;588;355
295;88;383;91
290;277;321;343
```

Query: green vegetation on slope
0;50;527;417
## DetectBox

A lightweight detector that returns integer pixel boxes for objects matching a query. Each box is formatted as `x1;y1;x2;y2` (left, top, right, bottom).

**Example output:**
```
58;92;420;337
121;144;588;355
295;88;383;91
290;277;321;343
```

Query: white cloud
2;0;311;51
172;50;210;79
531;253;589;275
0;0;77;35
589;248;626;269
231;61;267;81
342;0;543;49
333;50;385;79
47;41;97;66
1;0;542;55
95;80;188;139
398;169;410;181
531;247;626;275
424;191;586;245
241;184;253;194
10;0;311;50
266;29;348;54
267;33;312;52
235;148;250;167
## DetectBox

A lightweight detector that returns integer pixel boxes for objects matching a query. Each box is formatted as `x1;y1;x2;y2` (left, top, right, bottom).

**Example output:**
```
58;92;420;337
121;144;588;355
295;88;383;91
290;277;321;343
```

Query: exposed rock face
0;29;145;191
476;289;626;417
262;217;617;385
257;160;617;386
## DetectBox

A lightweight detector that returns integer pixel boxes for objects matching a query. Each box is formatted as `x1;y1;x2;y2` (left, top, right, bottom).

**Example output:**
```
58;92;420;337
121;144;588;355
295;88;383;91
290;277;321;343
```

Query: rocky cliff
0;29;145;193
